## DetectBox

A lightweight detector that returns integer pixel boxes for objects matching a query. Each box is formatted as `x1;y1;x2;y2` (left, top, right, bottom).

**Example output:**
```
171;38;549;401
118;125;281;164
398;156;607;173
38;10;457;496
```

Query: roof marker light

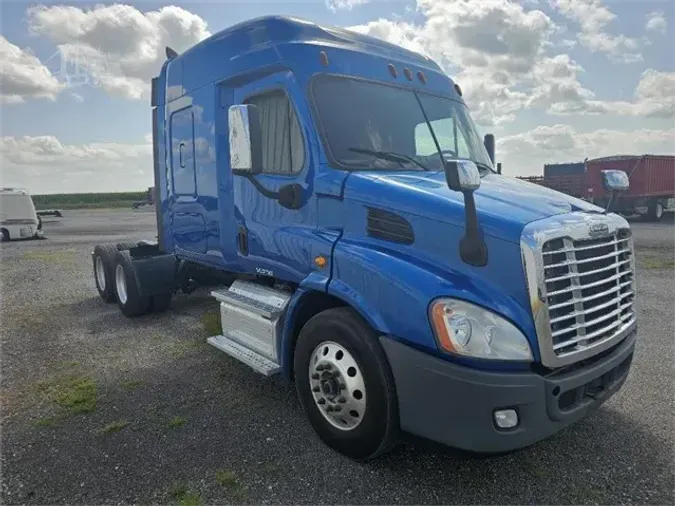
388;63;398;78
403;68;413;81
454;83;463;97
417;71;427;84
319;51;329;66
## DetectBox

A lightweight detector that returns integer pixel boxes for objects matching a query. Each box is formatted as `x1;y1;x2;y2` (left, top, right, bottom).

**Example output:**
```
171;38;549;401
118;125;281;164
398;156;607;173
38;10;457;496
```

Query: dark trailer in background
518;161;587;199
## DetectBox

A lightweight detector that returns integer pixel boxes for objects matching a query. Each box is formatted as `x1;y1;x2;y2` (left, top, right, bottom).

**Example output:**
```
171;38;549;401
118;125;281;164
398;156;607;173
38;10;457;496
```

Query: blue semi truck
92;16;637;460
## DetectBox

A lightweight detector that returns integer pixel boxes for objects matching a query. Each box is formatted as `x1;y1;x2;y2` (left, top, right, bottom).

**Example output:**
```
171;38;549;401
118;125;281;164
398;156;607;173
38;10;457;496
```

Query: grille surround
521;213;637;368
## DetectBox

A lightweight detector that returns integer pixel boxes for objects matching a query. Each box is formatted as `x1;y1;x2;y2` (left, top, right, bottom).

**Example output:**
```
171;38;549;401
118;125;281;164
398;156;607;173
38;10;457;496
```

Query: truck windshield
312;75;493;172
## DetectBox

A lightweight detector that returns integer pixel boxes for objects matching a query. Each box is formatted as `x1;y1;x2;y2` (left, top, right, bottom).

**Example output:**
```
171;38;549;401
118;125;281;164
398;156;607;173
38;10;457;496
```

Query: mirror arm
459;191;488;267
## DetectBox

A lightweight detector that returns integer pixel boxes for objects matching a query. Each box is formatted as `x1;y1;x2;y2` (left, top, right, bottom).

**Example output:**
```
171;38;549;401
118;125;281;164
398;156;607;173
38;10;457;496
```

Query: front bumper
380;331;636;453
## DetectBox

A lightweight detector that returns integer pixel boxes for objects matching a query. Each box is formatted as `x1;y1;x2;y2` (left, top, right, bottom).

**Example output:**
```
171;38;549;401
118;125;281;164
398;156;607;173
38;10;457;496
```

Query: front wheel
294;307;399;461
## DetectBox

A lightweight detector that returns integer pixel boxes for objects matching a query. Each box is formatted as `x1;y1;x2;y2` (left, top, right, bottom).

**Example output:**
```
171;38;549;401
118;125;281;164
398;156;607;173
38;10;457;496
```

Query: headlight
430;298;533;361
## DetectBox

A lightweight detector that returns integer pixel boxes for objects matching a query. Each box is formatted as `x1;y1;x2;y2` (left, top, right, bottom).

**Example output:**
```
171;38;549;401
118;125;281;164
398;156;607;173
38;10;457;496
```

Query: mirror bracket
600;170;630;213
444;160;488;267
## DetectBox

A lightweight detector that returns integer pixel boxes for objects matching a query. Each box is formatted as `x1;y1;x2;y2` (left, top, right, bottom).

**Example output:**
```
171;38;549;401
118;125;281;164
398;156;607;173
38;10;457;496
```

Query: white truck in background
0;188;43;241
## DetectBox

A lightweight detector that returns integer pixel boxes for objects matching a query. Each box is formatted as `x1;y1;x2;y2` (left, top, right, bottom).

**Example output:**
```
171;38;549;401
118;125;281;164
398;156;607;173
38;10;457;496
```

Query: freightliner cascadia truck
92;16;638;460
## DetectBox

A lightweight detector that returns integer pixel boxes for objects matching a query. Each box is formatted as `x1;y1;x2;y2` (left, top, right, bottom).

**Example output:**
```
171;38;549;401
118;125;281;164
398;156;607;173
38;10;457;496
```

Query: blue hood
350;171;604;243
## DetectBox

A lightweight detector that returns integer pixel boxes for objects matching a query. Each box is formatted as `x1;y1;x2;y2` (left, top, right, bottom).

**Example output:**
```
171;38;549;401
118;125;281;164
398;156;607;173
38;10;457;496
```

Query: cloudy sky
1;0;673;194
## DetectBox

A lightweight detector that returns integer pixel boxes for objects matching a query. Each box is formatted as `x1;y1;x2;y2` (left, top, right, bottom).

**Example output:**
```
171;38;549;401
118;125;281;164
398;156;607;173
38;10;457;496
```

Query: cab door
169;105;207;254
231;71;317;283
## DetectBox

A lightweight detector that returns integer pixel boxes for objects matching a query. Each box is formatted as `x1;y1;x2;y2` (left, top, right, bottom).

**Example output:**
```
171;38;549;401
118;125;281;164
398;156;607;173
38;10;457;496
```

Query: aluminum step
211;280;289;319
207;334;281;376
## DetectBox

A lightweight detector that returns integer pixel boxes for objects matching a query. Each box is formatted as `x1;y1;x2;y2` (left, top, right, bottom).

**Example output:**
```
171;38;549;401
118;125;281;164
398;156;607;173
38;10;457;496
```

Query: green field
32;192;148;210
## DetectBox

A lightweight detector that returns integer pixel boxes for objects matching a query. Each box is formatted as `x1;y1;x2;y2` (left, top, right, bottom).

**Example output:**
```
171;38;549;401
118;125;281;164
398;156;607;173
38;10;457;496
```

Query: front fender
328;239;538;363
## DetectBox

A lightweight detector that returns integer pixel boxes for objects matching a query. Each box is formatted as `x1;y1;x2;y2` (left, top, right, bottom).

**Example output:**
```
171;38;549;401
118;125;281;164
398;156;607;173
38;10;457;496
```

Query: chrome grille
541;229;635;356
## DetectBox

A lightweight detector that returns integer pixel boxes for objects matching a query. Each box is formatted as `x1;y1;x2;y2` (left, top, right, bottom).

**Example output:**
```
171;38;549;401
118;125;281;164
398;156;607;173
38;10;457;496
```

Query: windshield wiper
348;147;429;171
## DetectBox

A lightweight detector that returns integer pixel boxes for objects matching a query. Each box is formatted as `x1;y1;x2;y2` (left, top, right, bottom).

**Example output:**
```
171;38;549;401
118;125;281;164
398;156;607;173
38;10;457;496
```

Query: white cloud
499;124;675;176
27;4;210;100
645;11;667;34
0;135;152;193
349;0;556;125
541;69;675;118
326;0;370;11
0;36;63;104
348;1;672;123
552;0;642;63
631;70;675;117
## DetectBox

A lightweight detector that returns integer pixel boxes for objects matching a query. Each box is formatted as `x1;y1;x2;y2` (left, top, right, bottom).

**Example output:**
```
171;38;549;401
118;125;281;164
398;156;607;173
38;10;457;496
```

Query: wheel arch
281;288;375;381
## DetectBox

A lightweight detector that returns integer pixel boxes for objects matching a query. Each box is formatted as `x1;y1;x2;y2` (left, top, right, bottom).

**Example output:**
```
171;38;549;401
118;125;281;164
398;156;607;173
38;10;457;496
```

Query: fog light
494;409;518;429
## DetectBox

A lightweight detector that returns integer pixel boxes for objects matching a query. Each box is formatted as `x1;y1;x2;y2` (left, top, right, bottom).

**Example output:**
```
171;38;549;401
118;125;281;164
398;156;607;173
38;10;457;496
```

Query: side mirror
601;170;629;192
444;159;487;267
483;133;495;164
228;104;262;175
445;160;481;192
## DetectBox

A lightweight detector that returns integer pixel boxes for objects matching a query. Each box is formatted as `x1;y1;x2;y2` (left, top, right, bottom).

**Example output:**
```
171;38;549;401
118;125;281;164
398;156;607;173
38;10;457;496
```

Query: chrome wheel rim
309;341;366;431
95;256;106;291
115;264;127;305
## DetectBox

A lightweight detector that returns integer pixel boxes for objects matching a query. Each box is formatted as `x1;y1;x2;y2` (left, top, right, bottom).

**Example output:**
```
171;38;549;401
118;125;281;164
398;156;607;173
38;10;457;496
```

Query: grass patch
168;483;202;506
99;420;129;434
170;340;204;357
34;416;62;428
568;483;607;503
201;310;221;336
22;249;77;264
167;416;187;429
640;256;675;270
215;469;247;501
122;379;142;391
36;374;97;414
33;191;147;210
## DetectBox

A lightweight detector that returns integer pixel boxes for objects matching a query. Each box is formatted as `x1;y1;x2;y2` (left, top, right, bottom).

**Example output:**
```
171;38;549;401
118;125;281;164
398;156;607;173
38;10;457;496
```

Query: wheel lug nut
311;373;319;380
326;406;333;412
324;364;332;370
333;405;342;412
312;386;320;392
316;364;325;371
339;383;346;390
337;396;346;403
317;398;326;405
332;371;340;378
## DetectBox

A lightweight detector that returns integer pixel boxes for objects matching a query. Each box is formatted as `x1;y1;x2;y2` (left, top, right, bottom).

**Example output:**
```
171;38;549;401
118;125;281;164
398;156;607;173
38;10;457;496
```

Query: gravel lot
1;209;673;505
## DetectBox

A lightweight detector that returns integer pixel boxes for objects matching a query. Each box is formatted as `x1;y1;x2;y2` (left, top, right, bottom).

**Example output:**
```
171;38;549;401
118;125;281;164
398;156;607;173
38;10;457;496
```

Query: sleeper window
245;90;304;175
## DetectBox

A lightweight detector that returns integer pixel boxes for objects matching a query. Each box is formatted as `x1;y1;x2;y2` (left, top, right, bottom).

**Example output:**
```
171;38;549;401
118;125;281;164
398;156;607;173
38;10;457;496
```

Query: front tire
93;244;118;302
294;307;399;460
114;250;151;317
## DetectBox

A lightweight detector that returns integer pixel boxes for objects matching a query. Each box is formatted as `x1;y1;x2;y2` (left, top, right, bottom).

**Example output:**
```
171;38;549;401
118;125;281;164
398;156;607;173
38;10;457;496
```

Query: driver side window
415;118;470;158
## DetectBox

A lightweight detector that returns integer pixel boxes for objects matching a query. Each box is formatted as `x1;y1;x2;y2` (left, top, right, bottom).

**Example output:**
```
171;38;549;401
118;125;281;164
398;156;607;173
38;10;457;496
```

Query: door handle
179;142;185;168
277;183;303;210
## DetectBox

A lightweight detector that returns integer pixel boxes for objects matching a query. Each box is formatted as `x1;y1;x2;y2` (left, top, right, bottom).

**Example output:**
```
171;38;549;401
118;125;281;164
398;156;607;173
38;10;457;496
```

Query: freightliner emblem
589;222;610;237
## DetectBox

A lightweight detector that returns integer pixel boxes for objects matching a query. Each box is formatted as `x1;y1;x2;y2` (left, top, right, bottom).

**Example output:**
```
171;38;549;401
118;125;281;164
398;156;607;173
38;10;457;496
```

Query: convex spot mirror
228;104;263;175
601;170;630;192
445;160;481;192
